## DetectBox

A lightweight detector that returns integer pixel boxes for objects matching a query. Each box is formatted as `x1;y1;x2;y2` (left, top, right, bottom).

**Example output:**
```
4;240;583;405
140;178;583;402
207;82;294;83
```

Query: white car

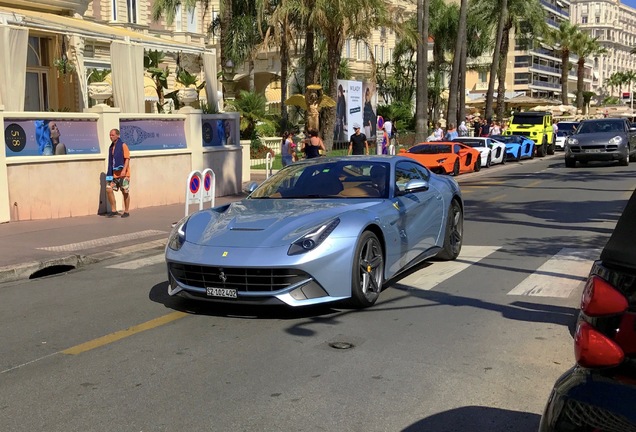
555;121;579;151
452;137;507;167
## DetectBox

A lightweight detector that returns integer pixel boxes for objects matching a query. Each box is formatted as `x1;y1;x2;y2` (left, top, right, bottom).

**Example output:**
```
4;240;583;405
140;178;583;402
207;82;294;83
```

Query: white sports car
452;137;507;167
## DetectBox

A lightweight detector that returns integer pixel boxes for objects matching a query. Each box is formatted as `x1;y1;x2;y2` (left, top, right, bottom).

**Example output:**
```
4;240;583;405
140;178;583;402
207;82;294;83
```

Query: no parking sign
201;168;215;207
185;170;203;216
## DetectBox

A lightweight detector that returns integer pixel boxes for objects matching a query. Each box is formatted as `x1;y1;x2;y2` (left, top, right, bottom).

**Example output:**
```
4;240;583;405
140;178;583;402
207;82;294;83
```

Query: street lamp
222;59;236;101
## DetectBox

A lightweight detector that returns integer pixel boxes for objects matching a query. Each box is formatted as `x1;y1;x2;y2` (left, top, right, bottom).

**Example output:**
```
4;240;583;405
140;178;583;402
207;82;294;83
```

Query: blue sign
189;176;200;194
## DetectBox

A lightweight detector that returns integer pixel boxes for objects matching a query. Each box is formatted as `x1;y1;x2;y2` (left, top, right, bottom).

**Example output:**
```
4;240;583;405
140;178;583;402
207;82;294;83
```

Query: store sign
4;119;100;156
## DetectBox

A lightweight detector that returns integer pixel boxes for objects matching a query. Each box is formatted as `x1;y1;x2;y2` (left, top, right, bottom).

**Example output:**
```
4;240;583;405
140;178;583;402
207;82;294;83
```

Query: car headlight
168;216;190;251
288;218;340;256
436;158;447;164
568;138;578;145
609;136;623;145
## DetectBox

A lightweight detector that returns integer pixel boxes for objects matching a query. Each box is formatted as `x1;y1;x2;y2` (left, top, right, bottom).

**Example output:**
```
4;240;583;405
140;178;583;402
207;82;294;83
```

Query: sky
624;0;636;9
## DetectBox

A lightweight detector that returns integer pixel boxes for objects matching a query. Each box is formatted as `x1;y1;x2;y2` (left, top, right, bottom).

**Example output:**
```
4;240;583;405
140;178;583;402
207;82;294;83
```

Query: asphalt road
2;154;635;432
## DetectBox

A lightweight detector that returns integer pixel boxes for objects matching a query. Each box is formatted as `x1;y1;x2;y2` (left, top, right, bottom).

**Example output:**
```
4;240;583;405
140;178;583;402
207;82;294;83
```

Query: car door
455;143;473;172
389;161;444;270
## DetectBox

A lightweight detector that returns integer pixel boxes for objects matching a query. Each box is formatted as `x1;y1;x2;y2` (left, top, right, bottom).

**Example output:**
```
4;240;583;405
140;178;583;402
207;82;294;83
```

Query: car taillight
580;275;628;317
575;321;625;368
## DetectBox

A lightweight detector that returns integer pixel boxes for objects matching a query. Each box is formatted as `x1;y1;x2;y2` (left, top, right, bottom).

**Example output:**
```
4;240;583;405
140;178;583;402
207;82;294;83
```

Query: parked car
539;188;636;431
165;156;464;308
554;121;579;151
503;111;555;156
489;134;535;161
400;142;482;175
452;137;507;166
564;118;636;167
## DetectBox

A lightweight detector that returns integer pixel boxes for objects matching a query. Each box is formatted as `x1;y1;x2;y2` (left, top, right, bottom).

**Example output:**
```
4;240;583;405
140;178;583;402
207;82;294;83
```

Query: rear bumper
539;366;636;432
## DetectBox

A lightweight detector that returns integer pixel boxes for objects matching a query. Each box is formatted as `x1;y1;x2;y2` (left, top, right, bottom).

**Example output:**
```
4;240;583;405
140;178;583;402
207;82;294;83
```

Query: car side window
395;162;424;193
454;144;461;154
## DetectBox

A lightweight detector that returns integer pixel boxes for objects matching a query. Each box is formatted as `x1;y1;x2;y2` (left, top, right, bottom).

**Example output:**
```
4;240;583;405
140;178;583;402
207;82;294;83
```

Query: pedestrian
348;123;369;155
473;118;481;137
552;119;559;136
384;118;393;143
432;122;444;141
480;119;490;137
106;128;131;218
303;129;326;159
458;121;469;137
444;123;458;141
381;125;390;154
489;121;501;136
281;131;294;167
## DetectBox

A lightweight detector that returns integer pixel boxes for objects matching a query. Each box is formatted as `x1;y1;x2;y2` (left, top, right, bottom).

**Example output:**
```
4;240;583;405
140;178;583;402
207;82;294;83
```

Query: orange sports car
400;141;482;175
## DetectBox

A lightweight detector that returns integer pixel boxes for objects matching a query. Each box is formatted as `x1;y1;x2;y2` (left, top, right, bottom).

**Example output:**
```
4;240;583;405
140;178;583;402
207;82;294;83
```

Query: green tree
144;50;170;111
225;90;275;139
572;33;606;111
550;21;581;105
415;0;430;142
446;0;468;127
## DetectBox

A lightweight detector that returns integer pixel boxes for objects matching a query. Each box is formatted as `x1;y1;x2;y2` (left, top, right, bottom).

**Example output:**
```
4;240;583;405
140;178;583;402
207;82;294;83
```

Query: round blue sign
190;176;200;194
204;173;212;191
377;116;384;130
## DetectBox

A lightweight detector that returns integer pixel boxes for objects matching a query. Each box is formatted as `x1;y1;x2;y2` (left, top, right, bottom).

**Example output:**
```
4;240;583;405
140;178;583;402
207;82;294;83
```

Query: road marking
525;180;543;188
486;194;507;203
107;253;165;269
396;245;501;291
62;312;188;355
37;230;167;252
507;248;601;298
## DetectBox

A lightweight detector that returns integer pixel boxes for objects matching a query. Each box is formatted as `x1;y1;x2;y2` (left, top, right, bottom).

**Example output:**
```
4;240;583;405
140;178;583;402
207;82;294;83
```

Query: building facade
571;0;636;97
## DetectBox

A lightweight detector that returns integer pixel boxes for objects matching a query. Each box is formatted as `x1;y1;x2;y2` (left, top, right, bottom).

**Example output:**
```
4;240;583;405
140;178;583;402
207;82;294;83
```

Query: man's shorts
108;177;130;193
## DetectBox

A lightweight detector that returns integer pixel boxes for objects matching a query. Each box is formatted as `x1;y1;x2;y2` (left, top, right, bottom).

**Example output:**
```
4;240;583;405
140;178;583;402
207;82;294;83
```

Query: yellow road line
62;311;188;355
525;180;543;188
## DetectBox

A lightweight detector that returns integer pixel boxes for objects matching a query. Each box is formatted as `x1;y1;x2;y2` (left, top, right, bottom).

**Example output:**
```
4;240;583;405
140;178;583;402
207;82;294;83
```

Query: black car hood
601;188;636;271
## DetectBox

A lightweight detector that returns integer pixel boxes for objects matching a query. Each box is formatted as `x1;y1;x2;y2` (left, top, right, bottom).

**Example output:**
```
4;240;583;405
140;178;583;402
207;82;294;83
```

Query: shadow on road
402;405;541;432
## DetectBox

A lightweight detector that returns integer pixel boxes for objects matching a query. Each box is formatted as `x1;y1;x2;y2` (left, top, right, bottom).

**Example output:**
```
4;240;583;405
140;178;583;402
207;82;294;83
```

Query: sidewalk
0;172;268;283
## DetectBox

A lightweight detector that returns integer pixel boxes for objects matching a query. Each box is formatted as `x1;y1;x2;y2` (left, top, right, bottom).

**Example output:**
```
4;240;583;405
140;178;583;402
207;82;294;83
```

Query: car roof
600;188;636;270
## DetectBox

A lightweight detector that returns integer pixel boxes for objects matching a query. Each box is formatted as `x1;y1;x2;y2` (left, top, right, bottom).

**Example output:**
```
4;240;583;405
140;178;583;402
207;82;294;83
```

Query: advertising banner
4;119;100;156
334;80;365;142
362;81;378;140
201;114;240;147
119;119;187;151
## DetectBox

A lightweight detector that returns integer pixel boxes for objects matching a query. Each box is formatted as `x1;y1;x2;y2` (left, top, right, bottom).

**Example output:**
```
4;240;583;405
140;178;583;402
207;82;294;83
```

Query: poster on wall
334;80;363;142
201;114;240;147
119;119;187;151
362;81;378;140
4;119;100;156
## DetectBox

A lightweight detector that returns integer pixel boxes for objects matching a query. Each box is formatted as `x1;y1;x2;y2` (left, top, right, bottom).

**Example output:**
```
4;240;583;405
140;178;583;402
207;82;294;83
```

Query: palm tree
623;71;636;110
415;0;430;142
309;0;390;150
225;90;273;139
572;33;606;111
550;21;580;105
429;0;458;124
484;0;508;121
446;0;468;127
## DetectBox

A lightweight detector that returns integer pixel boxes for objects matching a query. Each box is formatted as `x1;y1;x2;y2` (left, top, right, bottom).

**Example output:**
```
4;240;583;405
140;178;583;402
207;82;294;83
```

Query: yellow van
504;111;554;157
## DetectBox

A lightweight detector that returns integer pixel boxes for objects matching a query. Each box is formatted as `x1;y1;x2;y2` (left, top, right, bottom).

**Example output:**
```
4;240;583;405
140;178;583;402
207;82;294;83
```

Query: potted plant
87;68;112;105
175;69;205;106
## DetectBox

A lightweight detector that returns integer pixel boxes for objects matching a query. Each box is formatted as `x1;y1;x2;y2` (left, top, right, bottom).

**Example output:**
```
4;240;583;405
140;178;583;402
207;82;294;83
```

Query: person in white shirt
384;119;393;142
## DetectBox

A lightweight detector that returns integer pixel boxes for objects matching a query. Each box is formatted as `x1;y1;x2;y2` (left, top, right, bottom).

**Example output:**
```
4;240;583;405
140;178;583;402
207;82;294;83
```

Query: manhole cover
329;342;354;350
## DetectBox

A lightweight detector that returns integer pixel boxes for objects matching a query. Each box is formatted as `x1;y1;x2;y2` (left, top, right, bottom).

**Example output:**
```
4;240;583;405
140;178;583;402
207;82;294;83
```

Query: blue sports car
490;135;535;161
165;156;464;308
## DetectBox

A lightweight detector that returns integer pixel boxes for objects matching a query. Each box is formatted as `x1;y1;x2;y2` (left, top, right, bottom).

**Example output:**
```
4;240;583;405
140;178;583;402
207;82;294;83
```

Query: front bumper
565;144;627;161
539;367;636;432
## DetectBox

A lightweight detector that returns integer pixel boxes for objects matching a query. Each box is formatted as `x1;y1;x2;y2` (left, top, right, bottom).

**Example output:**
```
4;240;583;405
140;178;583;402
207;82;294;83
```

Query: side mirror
400;179;429;195
630;127;636;133
244;181;259;194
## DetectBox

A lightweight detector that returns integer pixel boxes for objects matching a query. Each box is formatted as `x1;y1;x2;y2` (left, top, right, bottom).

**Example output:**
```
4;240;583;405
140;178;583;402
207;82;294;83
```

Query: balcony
540;0;569;18
531;80;561;90
1;0;91;14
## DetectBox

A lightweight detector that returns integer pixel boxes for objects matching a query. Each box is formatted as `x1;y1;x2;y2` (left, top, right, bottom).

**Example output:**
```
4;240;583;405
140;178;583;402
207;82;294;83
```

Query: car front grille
563;399;636;432
169;263;311;292
569;144;617;153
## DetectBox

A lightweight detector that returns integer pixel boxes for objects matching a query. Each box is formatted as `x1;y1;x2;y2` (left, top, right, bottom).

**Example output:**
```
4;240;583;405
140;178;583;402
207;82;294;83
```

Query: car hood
573;132;626;144
184;199;378;248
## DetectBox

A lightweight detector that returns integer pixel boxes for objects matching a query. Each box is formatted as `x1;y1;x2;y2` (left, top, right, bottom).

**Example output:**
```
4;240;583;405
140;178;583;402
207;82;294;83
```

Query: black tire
436;199;463;261
516;149;521;162
547;138;555;155
619;152;630;166
565;158;576;168
452;159;460;176
349;231;384;308
485;154;491;168
537;140;546;157
474;156;482;172
501;150;507;164
530;144;535;159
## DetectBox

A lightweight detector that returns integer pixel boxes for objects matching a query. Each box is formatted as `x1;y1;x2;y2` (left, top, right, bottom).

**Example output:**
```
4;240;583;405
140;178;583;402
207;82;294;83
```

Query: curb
0;239;167;284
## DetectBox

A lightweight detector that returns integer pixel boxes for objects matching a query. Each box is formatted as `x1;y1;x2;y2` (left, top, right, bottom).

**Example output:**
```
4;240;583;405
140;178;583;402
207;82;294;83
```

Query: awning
0;6;207;54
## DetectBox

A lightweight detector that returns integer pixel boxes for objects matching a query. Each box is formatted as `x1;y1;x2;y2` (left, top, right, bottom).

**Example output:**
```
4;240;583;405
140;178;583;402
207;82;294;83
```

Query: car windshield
454;139;484;148
490;135;518;143
578;121;625;134
557;122;578;133
248;160;391;199
409;144;452;154
510;114;544;125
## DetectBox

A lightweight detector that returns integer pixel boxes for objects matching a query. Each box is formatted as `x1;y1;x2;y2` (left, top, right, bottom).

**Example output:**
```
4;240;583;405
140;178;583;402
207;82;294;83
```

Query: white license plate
206;287;237;298
584;149;602;153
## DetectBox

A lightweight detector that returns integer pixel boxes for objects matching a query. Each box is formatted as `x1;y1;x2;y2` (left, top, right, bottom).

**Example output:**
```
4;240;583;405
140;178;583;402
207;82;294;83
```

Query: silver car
564;118;636;167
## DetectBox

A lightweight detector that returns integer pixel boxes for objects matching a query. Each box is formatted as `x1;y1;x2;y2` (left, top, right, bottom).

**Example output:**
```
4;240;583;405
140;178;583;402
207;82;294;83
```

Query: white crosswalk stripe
106;254;165;270
397;245;501;291
507;248;600;298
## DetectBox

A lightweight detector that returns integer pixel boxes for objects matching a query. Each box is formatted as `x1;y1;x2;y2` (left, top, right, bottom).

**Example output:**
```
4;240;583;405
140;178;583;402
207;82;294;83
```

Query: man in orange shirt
106;128;131;218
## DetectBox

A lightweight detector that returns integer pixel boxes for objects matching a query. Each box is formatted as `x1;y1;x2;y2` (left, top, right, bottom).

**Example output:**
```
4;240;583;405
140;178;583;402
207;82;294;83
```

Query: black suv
539;189;636;431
